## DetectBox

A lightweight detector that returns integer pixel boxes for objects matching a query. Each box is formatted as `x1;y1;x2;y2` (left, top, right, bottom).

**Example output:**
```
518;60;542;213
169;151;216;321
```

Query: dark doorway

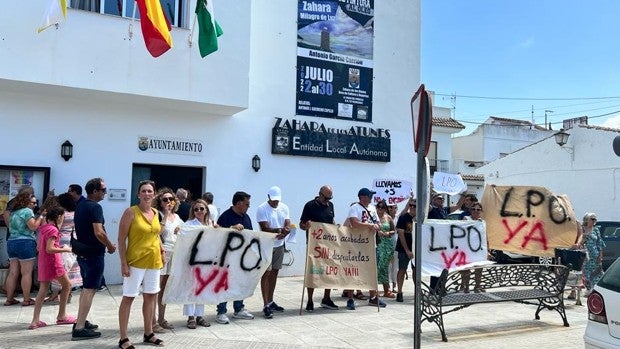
130;164;203;205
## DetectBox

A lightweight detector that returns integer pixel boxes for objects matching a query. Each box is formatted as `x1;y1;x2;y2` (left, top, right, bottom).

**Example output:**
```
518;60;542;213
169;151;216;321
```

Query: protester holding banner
395;198;416;302
182;199;215;329
582;212;605;296
153;188;183;332
461;202;485;292
117;180;164;349
299;185;340;312
375;200;396;298
458;194;478;219
256;186;291;319
215;191;255;324
344;188;386;309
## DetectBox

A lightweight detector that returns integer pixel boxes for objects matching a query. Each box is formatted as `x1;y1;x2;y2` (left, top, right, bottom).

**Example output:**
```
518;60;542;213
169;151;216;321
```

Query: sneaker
233;309;255;320
263;306;273;319
396;292;403;302
369;297;387;308
346;299;356;310
320;298;339;310
305;300;314;312
215;313;230;324
269;301;284;312
72;321;99;331
71;327;101;341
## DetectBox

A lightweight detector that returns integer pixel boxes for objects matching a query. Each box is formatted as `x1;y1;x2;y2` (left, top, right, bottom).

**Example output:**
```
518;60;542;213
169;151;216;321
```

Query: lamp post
545;110;554;130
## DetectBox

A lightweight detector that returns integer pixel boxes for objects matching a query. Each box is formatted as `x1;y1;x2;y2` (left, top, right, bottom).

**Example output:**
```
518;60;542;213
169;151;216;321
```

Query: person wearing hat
428;192;468;220
256;186;291;319
343;188;387;310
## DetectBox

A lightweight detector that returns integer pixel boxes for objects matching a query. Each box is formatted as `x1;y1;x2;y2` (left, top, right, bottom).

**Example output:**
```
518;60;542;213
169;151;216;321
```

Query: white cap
268;186;282;201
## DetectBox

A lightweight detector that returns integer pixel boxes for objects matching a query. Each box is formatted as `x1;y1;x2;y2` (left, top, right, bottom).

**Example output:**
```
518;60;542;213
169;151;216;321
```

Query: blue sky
421;1;620;136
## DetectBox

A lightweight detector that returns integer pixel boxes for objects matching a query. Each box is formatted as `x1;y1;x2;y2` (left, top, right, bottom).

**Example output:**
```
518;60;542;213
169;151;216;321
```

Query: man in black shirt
299;185;339;312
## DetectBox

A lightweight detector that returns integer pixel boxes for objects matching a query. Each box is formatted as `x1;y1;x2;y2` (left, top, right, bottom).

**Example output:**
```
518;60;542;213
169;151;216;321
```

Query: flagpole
129;0;138;40
188;12;197;47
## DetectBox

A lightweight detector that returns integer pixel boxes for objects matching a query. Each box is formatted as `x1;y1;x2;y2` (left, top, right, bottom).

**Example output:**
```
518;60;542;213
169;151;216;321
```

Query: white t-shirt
160;213;184;252
347;202;379;225
207;204;219;223
256;201;290;248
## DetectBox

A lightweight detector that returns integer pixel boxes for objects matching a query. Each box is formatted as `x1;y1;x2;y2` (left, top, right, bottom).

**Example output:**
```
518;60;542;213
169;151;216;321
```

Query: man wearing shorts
72;178;116;340
256;186;291;319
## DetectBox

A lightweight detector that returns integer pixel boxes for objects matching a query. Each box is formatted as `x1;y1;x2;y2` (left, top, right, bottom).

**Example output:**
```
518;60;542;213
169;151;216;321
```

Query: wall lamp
61;140;73;161
251;155;261;172
554;129;570;147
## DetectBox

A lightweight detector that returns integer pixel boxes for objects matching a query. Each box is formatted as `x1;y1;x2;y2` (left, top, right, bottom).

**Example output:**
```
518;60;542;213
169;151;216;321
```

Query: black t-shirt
177;201;191;222
395;212;415;253
74;199;106;256
299;197;335;225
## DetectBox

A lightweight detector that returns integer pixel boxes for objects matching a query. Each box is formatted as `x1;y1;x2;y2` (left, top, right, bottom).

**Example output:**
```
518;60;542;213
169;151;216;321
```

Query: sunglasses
161;197;174;202
409;204;416;207
471;208;482;211
193;207;207;212
98;187;107;193
591;218;597;221
377;206;387;210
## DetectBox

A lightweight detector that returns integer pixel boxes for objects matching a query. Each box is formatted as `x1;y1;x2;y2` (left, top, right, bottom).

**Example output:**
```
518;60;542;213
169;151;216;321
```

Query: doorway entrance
130;164;204;205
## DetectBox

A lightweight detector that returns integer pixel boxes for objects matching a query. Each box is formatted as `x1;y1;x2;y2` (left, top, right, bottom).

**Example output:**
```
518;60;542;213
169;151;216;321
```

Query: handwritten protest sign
163;226;275;304
305;222;377;290
372;178;413;205
432;172;467;195
420;219;489;276
481;185;578;257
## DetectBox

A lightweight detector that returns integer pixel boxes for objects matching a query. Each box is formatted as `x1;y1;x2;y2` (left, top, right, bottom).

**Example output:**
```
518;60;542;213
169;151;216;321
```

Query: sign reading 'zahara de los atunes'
271;117;390;162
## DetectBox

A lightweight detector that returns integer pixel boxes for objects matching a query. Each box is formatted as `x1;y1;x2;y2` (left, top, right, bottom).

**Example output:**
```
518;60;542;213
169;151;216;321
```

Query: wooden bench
421;263;570;342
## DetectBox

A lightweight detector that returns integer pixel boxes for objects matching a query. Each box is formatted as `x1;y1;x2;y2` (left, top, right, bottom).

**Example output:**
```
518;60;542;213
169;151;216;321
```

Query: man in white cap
256;186;291;319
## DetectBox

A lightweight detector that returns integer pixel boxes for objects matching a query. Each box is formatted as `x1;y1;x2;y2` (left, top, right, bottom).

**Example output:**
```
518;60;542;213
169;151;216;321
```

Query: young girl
29;206;76;329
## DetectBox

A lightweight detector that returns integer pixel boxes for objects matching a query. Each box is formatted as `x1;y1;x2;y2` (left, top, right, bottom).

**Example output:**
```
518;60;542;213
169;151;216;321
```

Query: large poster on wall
296;0;374;122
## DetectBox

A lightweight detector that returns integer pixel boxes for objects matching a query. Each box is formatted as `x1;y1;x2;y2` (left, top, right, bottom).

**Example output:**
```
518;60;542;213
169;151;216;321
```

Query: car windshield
599;258;620;292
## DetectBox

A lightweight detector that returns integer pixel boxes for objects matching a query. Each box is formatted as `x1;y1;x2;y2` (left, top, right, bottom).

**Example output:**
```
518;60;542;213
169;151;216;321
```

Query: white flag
38;0;67;33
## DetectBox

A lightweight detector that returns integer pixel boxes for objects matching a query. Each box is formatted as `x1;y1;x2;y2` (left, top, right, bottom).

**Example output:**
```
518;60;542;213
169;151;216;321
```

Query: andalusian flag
136;0;173;57
38;0;67;33
195;0;223;58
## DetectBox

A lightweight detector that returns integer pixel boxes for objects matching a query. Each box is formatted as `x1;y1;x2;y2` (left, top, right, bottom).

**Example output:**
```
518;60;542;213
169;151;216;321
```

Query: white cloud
517;37;534;49
601;114;620;128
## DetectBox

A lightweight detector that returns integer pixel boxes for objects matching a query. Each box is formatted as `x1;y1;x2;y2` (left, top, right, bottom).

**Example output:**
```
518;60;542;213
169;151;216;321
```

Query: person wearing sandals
375;200;396;299
151;188;183;332
117;180;164;349
182;199;216;329
5;190;45;307
29;206;76;329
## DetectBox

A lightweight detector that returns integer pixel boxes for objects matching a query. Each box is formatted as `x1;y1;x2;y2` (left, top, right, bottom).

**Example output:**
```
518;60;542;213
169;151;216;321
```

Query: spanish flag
136;0;173;57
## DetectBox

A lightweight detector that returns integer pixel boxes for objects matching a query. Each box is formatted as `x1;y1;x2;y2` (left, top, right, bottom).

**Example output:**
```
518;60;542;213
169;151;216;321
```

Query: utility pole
545;110;554;130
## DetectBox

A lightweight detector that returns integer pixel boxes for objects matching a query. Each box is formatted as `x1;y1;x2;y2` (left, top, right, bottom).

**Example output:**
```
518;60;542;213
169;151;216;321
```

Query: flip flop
28;321;47;330
56;315;77;325
21;299;35;306
4;299;20;306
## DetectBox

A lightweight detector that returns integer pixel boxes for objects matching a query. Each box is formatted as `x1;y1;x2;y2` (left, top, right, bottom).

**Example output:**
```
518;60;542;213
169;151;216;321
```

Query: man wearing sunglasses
72;178;116;341
299;185;339;312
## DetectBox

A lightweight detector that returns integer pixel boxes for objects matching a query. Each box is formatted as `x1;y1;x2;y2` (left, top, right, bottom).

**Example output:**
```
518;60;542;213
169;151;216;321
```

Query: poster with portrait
296;0;374;122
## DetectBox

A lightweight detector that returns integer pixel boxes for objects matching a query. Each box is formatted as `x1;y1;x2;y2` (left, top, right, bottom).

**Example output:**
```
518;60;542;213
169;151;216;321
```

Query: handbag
70;228;99;257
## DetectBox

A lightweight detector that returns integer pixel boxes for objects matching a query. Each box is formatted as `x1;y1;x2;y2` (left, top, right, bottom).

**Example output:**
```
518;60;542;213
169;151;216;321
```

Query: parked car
584;257;620;348
596;221;620;270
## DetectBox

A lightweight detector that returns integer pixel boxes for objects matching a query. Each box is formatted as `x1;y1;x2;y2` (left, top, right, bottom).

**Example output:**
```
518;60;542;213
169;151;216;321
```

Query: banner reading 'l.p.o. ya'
305;222;377;290
421;220;489;276
163;226;275;304
481;185;578;258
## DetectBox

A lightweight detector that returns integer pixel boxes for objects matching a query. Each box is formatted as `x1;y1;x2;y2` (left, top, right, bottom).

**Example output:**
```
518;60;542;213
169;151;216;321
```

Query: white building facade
0;1;421;283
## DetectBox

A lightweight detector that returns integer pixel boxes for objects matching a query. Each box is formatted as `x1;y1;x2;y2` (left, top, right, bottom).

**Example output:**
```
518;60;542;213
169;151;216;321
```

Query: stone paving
0;275;588;349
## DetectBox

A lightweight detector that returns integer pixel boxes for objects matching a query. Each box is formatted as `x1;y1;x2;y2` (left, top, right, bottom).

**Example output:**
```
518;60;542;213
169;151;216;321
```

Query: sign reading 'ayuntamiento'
271;117;390;162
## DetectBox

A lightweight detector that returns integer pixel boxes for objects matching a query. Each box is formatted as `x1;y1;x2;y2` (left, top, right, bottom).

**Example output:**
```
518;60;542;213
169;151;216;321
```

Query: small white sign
107;189;127;201
432;172;467;195
372;178;413;205
138;136;204;156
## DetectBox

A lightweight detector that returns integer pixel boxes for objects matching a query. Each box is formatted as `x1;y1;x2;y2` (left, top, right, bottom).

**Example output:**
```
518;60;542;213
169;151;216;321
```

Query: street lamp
554;129;570;147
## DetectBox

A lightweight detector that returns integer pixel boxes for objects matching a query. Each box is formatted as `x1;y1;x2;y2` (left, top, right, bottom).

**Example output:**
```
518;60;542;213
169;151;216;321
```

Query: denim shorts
7;238;37;261
77;255;105;289
398;251;412;270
